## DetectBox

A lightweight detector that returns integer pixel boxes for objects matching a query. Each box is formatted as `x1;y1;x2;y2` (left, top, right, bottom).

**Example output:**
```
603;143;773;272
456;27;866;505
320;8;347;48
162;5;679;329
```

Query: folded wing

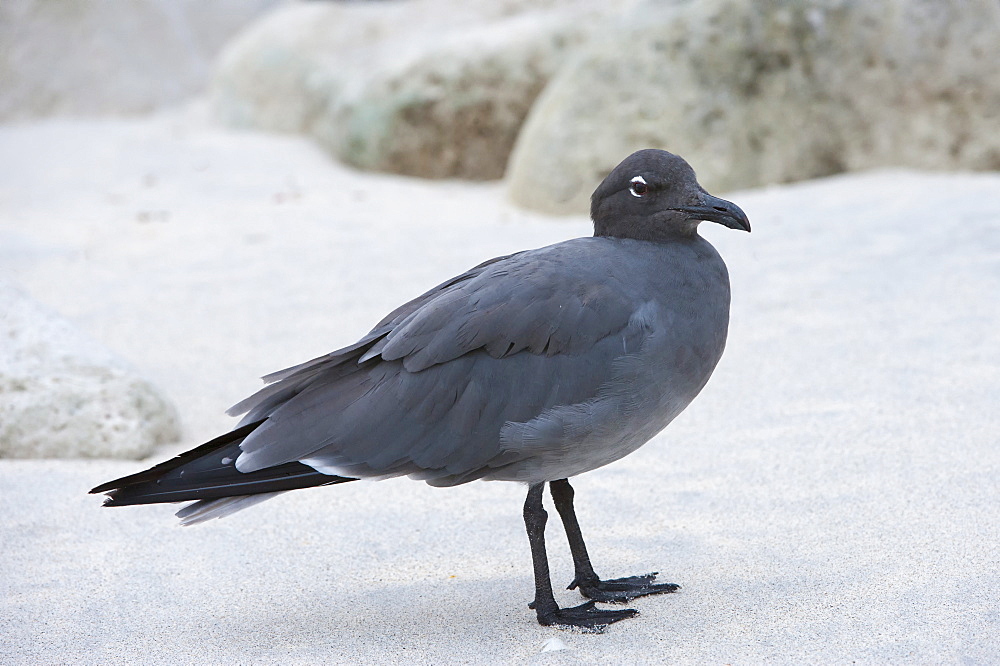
232;239;652;485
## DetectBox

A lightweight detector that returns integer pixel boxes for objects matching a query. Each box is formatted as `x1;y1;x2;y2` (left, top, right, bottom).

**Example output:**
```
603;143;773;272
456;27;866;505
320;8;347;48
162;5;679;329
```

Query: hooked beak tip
674;194;751;233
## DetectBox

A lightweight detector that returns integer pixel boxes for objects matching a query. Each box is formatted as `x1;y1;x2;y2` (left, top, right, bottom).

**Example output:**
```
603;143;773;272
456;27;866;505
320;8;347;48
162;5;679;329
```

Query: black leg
549;478;680;603
523;483;638;631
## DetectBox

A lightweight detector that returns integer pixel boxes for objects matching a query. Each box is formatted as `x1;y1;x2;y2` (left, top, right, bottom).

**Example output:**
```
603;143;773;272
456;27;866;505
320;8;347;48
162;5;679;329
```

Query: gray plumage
232;237;731;488
91;149;749;630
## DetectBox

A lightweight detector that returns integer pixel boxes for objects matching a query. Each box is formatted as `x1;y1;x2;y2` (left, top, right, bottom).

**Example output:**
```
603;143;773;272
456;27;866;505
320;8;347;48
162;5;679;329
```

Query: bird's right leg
549;478;680;603
523;483;638;631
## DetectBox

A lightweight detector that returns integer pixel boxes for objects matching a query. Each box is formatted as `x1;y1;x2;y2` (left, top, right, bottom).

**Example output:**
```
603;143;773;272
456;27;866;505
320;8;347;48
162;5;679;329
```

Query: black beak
672;193;751;232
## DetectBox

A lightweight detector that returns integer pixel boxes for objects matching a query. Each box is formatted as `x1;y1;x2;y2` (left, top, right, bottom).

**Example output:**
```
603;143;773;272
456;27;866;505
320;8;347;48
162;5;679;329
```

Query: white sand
1;110;998;664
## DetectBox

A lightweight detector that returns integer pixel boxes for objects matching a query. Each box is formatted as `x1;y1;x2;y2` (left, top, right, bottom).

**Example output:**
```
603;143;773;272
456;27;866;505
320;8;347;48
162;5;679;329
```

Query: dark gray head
590;149;751;241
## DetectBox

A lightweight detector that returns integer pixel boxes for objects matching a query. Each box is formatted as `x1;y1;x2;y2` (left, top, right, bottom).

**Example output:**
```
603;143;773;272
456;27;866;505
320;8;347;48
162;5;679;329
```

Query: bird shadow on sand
192;575;576;659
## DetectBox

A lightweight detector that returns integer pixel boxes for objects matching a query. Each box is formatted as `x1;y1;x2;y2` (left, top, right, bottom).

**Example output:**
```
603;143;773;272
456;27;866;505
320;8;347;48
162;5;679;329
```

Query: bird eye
629;176;648;198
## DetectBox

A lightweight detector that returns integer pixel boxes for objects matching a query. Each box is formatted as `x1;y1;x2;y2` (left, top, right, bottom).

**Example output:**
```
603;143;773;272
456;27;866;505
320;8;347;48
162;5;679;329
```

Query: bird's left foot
569;572;680;603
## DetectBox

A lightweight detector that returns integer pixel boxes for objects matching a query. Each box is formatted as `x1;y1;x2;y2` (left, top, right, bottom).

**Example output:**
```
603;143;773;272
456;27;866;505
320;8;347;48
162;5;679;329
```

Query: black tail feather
90;419;356;506
90;421;265;494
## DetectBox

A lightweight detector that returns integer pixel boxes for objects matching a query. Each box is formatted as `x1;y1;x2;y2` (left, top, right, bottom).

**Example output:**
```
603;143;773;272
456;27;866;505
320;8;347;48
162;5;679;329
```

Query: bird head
590;149;751;241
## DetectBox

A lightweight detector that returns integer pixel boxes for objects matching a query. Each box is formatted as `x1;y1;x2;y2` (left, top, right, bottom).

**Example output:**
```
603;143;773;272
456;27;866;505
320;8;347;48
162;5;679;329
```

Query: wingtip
89;480;118;495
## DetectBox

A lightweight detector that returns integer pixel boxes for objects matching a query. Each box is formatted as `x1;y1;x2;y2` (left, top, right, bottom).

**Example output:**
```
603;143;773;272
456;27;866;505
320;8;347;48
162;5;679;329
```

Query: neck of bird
593;220;700;243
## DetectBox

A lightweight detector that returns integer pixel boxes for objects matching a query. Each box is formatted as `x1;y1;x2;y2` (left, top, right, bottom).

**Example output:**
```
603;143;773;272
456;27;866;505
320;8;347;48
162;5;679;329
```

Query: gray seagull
92;149;750;631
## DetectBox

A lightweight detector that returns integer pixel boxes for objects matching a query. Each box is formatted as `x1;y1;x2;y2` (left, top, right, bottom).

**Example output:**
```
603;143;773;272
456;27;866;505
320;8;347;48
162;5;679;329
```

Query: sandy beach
1;110;998;664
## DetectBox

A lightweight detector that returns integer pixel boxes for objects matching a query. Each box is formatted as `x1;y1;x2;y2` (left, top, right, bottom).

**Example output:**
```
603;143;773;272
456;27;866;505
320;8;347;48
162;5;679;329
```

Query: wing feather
230;238;652;484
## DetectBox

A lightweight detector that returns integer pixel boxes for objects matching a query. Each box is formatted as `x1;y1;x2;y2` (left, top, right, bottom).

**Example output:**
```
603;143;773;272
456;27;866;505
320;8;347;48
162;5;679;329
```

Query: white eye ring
629;175;648;198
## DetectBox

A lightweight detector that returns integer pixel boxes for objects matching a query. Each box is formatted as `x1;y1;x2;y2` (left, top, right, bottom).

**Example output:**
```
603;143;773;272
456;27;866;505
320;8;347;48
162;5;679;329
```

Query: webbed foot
570;572;680;603
531;599;638;632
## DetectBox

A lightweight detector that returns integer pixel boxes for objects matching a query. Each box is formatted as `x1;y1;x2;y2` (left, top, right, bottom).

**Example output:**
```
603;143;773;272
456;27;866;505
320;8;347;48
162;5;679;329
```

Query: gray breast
233;235;731;488
488;236;731;483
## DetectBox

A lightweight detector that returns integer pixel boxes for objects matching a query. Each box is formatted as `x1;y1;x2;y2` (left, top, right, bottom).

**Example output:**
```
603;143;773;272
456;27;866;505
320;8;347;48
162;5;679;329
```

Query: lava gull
92;149;750;630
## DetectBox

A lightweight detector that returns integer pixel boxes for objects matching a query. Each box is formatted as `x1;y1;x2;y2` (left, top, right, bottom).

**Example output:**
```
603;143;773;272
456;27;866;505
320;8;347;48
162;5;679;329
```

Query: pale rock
210;0;620;180
320;13;587;180
0;280;180;459
209;2;354;135
507;0;1000;214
